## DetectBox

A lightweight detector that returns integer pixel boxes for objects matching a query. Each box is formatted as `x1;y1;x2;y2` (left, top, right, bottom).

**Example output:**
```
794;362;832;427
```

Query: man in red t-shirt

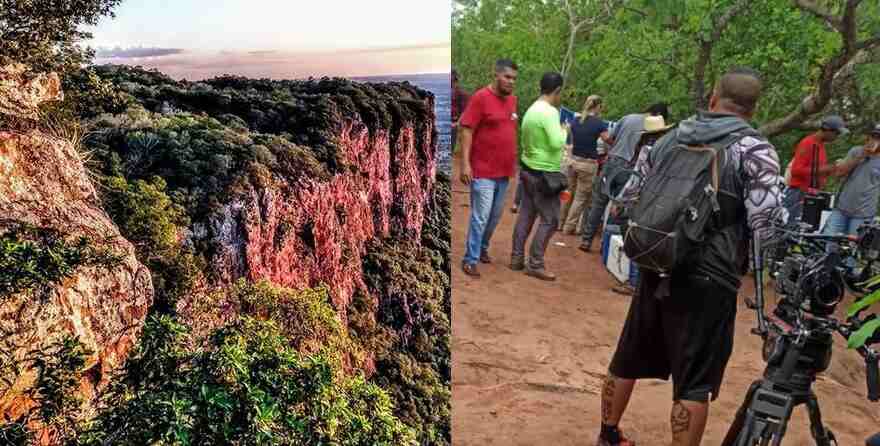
782;115;849;221
458;58;519;277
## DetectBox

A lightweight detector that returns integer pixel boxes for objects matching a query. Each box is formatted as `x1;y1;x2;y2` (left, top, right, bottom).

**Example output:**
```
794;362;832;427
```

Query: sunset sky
85;0;451;79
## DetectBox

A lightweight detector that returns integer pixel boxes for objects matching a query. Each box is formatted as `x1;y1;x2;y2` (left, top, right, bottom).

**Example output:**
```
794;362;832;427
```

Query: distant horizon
89;60;449;83
85;0;450;78
90;45;450;81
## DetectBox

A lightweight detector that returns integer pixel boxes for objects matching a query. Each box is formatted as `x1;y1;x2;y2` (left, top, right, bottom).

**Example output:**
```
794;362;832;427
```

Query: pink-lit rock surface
199;93;438;317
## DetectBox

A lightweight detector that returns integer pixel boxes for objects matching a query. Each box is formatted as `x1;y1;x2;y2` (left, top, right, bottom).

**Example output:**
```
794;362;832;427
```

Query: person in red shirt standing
458;59;519;277
451;69;469;150
782;115;849;221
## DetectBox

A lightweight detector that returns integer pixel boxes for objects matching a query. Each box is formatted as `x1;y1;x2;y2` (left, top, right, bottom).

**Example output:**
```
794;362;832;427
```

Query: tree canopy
0;0;122;75
453;0;880;161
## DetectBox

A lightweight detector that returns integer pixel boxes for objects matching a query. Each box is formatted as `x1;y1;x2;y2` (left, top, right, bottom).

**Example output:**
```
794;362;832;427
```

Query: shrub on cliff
76;316;415;446
98;174;203;313
88;109;328;222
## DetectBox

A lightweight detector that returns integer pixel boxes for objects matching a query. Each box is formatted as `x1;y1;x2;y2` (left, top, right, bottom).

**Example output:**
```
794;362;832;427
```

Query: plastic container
607;235;630;283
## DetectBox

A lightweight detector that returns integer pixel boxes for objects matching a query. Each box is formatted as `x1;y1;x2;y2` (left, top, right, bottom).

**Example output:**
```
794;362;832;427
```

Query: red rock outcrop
197;85;437;316
0;65;153;423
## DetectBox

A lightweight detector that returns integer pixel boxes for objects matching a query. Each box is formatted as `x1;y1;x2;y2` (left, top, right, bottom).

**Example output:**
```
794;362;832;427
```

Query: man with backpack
579;103;669;252
596;67;787;446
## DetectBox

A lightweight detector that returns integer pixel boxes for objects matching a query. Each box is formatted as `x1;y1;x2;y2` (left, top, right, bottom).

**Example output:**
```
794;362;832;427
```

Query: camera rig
721;220;880;446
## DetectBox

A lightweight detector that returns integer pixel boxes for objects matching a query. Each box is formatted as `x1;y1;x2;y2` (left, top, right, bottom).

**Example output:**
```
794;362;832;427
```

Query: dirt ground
450;157;880;445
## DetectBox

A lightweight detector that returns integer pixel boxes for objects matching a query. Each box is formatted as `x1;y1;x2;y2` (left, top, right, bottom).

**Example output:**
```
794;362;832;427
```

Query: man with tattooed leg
596;68;788;446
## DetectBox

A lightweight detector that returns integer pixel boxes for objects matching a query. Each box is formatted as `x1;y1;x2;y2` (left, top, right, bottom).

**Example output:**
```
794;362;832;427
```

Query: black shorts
608;270;737;402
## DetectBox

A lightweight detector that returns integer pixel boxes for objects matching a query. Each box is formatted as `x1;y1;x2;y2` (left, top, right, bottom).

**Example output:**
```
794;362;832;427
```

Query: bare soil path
451;156;879;445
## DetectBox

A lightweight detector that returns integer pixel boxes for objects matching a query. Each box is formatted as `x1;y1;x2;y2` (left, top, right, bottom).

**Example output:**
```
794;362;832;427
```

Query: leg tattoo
601;374;616;423
670;401;692;435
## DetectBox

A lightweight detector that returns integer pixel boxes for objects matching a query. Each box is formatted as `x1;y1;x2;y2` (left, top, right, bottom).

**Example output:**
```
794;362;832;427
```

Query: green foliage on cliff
0;223;122;300
75;293;415;445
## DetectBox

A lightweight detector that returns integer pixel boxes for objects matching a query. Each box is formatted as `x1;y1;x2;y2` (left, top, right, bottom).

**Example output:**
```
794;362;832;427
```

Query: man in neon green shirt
511;71;569;281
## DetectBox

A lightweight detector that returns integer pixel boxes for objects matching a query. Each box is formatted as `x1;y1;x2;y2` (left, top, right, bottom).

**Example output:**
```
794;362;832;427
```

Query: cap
870;124;880;136
821;115;849;134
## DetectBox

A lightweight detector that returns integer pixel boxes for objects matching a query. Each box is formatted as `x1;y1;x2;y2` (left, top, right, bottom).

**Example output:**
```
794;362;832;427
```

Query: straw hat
642;115;675;134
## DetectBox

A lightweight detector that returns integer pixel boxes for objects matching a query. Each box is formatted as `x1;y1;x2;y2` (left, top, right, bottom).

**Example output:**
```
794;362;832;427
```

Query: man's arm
832;147;867;177
459;127;474;185
740;137;789;243
616;143;652;207
546;108;568;150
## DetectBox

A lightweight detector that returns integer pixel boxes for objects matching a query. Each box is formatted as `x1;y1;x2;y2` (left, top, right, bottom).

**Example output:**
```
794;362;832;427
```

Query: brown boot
461;262;480;278
509;256;525;271
525;267;556;281
480;251;492;264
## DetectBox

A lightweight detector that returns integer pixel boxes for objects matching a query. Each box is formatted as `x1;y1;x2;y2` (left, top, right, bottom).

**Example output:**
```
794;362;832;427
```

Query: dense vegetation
453;0;880;165
2;63;448;446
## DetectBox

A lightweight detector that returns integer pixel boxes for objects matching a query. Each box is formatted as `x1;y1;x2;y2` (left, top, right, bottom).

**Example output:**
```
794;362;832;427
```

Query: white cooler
606;235;631;284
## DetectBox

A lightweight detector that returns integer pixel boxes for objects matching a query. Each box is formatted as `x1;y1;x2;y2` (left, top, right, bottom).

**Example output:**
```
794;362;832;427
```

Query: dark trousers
512;169;560;270
582;156;627;242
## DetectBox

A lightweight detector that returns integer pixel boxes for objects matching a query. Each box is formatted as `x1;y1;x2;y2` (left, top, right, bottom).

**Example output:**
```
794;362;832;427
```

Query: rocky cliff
0;65;153;426
84;65;438;320
71;65;450;444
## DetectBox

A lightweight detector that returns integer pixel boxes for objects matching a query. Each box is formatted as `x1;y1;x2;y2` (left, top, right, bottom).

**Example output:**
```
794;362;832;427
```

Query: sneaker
596;430;636;446
480;251;492;264
509;256;525;271
462;262;480;278
524;267;556;281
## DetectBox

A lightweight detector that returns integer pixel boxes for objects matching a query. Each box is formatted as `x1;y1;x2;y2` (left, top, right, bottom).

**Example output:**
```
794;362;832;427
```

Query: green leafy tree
453;0;880;162
0;0;122;75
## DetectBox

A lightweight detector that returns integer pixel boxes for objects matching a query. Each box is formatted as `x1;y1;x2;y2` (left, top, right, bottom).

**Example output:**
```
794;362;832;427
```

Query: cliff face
0;65;153;423
84;66;437;318
78;66;449;444
205;113;436;314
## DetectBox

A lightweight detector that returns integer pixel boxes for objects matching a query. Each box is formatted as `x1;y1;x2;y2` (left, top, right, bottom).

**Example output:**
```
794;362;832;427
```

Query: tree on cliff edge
0;0;121;75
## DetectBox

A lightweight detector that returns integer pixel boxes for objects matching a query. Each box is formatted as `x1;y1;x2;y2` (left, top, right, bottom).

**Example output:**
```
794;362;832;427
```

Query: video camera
750;220;880;399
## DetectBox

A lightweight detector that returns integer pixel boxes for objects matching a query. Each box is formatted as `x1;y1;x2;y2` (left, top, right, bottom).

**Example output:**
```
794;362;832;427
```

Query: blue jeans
782;187;804;223
464;178;509;265
821;209;866;236
867;432;880;446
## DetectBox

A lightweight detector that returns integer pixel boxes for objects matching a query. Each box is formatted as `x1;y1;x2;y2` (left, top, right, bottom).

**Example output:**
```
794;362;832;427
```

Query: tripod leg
721;381;761;446
805;393;836;446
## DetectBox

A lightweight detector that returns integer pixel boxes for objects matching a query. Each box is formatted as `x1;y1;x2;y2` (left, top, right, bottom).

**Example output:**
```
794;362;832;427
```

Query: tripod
721;228;880;445
720;323;838;446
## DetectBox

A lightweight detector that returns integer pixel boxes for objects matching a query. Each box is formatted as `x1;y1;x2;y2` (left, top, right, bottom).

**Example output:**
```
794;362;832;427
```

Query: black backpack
622;130;757;275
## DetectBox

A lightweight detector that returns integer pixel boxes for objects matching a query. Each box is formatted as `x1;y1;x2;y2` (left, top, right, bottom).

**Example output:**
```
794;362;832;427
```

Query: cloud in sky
95;47;185;58
85;1;450;78
92;44;451;80
86;0;450;53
